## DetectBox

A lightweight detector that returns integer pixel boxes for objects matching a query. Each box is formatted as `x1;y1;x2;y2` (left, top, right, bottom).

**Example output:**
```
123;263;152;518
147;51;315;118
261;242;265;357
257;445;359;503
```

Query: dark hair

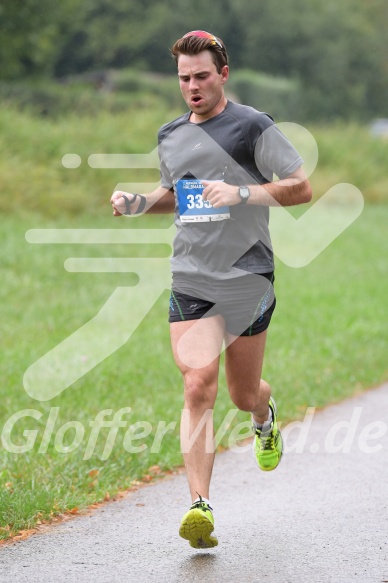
170;33;229;73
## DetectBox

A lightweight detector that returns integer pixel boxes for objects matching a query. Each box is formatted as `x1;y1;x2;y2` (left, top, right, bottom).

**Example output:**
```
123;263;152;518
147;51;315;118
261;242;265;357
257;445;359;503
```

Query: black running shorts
169;272;276;336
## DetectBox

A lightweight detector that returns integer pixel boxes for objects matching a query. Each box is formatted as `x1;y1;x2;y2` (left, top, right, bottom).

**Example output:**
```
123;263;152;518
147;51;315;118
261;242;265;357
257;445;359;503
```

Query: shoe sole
179;509;218;549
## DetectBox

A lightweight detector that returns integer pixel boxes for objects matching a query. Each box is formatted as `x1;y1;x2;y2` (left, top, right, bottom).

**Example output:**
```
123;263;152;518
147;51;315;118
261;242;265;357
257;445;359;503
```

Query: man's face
177;51;229;122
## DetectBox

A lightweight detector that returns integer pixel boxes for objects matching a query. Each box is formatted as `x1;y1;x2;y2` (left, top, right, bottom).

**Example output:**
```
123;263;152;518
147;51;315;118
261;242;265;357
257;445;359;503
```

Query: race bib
176;179;230;222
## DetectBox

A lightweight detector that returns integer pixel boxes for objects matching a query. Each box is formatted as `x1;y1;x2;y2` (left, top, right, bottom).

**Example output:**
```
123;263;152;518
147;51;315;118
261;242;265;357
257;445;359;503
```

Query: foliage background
0;0;387;121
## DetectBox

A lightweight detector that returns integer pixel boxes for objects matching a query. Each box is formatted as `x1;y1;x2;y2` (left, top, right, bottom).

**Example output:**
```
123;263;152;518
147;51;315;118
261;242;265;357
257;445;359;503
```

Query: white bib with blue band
176;179;230;223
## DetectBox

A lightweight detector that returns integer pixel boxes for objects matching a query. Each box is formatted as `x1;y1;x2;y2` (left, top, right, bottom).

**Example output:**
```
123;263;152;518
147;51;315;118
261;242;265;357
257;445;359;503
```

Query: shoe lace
256;428;275;451
191;493;212;512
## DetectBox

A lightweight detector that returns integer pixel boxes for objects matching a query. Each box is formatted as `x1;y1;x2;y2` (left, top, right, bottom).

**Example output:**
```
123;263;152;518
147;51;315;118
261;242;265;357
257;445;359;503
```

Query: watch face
239;186;250;201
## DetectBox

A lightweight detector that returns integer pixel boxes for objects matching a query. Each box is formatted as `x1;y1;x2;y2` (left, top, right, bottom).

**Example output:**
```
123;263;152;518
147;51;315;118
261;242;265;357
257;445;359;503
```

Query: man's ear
221;65;229;84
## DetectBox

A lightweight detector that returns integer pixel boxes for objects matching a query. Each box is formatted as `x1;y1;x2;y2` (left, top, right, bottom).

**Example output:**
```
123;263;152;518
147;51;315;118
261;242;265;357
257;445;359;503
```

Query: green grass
306;122;388;204
0;103;184;219
0;104;387;539
1;205;387;539
1;106;387;220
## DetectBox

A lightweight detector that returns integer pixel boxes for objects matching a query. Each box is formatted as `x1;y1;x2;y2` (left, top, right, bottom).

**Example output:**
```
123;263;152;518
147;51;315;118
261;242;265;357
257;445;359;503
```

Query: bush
110;69;183;109
0;68;303;120
0;75;175;118
228;69;301;122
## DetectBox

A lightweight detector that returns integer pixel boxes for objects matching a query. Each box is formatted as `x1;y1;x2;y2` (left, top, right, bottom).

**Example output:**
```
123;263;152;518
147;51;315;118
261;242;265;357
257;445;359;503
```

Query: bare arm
247;166;312;207
202;166;312;208
110;186;175;216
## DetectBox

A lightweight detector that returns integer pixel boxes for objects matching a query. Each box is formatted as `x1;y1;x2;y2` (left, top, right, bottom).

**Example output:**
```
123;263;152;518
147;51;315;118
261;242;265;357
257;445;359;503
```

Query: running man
110;30;312;549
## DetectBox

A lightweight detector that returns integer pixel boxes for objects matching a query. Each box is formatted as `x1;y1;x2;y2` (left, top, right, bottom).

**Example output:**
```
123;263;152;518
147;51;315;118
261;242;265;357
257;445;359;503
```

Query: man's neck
189;96;228;124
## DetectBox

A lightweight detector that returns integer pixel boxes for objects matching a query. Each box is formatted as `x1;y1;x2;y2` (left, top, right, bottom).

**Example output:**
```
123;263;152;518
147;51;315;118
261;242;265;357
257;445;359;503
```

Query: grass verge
1;204;387;540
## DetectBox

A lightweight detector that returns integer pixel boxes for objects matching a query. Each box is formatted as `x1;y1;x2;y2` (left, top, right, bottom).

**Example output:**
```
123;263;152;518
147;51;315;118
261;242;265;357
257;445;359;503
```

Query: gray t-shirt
158;100;302;280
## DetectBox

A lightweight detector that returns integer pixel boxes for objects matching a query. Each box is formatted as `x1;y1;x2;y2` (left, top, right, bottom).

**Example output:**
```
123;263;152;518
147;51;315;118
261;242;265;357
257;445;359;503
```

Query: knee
230;390;258;413
183;371;217;410
229;379;271;413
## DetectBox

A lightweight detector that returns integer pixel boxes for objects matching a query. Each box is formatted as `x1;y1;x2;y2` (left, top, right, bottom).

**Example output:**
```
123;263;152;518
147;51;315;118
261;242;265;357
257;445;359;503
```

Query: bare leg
170;315;224;502
225;329;283;472
224;330;271;423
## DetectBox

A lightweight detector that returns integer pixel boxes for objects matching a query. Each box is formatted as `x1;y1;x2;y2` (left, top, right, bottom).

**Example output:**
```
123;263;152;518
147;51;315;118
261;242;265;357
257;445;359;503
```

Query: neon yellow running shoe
253;397;283;471
179;495;218;549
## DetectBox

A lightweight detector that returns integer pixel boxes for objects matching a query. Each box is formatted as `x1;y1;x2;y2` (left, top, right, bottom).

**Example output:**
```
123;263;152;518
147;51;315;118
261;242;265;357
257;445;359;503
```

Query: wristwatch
238;185;250;204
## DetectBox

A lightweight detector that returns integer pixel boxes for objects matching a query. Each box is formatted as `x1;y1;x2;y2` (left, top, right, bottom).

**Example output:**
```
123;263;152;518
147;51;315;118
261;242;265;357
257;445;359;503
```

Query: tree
233;0;388;120
1;0;386;119
0;0;79;79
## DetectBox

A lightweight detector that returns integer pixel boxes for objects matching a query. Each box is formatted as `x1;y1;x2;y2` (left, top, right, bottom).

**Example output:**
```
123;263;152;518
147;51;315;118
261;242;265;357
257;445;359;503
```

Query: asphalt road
0;384;387;583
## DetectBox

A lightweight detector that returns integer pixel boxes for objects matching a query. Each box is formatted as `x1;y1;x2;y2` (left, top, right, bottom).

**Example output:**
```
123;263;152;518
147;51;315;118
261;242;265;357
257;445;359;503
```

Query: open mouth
191;95;203;105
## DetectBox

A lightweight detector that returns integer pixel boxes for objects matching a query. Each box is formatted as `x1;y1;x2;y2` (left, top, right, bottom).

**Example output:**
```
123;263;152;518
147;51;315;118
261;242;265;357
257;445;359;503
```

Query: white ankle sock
252;406;272;430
